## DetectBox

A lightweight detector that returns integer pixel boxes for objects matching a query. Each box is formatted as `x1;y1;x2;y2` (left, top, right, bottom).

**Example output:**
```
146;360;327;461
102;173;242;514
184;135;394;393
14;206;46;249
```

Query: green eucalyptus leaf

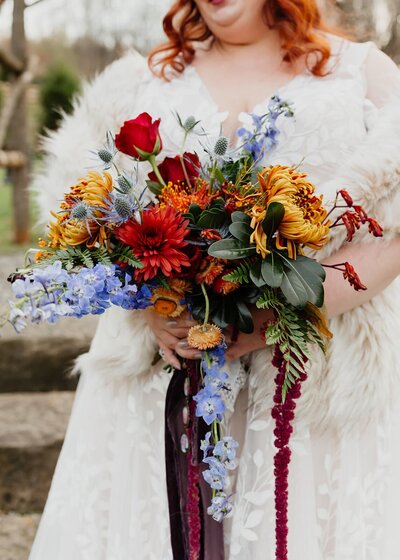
197;207;226;229
208;238;256;260
229;221;252;242
261;253;284;288
278;253;325;307
249;261;267;288
231;211;251;224
262;202;285;240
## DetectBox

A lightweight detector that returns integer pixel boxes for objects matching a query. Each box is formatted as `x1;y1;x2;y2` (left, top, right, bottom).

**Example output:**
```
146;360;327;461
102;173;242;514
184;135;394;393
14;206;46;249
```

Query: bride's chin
197;0;243;28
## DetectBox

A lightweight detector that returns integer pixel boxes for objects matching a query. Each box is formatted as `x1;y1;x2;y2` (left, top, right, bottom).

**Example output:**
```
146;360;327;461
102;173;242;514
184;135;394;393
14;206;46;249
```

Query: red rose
115;113;162;160
148;152;200;185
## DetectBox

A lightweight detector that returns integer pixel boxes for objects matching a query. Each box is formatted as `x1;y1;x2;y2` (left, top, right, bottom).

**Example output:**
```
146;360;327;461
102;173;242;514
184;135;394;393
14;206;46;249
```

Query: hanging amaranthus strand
271;347;307;560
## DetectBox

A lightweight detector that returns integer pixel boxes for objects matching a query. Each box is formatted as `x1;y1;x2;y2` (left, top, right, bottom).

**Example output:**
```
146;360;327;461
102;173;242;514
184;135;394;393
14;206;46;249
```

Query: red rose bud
115;112;162;160
148;152;200;185
338;189;354;207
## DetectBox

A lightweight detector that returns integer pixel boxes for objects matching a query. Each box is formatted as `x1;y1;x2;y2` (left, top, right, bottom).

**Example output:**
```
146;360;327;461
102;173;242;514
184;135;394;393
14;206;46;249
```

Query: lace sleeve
366;45;400;107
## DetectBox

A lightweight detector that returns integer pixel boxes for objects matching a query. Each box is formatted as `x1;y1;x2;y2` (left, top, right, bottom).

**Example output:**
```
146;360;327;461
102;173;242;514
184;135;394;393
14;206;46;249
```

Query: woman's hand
225;306;274;362
143;309;201;369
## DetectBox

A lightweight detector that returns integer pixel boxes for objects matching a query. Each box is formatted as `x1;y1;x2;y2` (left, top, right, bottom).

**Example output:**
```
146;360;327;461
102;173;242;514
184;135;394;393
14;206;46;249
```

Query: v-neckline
187;64;311;141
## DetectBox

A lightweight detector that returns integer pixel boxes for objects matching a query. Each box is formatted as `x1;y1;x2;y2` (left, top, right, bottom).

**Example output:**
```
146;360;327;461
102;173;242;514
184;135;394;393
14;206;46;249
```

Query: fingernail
178;340;189;348
167;320;178;327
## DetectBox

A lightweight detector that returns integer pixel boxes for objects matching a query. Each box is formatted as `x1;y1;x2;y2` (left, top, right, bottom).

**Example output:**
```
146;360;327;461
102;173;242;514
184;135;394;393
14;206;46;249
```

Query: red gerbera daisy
115;205;191;281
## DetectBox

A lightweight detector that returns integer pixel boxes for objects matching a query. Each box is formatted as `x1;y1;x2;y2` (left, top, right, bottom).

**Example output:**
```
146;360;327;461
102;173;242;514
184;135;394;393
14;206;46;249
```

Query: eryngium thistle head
97;149;113;164
183;116;197;132
214;136;229;156
116;175;132;194
71;201;90;221
113;195;134;220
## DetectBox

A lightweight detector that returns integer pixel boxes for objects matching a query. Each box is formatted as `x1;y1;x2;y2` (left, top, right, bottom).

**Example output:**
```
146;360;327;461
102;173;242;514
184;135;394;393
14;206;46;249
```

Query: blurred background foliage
38;63;80;133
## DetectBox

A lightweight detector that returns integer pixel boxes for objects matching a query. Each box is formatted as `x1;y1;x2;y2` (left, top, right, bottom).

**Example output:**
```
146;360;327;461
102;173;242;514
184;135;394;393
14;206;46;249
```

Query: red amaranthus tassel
271;347;307;560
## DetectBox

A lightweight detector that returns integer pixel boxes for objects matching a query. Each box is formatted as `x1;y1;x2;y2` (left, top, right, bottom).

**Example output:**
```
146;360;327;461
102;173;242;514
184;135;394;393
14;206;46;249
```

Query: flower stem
201;282;210;325
179;154;193;187
209;161;217;191
148;155;166;187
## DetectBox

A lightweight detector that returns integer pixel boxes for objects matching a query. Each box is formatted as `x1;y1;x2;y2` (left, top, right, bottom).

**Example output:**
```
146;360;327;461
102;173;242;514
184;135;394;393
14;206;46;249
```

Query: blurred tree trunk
7;0;30;244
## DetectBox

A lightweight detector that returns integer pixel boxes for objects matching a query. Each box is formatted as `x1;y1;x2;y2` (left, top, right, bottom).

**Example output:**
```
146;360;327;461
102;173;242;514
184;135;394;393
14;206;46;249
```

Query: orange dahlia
47;171;114;249
250;165;330;259
187;324;223;351
115;205;190;282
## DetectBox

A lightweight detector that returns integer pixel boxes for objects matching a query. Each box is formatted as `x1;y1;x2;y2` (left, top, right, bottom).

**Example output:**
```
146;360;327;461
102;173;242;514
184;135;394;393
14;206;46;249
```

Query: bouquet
3;101;382;560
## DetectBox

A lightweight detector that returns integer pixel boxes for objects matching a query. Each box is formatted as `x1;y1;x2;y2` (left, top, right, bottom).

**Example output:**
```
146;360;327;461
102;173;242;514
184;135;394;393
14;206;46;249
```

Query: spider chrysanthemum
47;171;114;249
250;165;330;259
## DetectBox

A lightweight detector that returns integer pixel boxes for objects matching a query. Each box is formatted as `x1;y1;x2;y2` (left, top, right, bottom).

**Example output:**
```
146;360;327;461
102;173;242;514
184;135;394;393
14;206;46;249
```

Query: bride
29;0;400;558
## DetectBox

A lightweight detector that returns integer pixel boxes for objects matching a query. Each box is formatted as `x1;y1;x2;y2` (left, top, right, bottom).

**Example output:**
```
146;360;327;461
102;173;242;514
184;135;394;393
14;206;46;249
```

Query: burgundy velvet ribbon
165;361;225;560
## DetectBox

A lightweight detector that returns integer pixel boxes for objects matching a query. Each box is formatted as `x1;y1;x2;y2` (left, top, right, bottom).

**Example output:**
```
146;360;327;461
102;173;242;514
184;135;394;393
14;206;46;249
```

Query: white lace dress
29;35;400;560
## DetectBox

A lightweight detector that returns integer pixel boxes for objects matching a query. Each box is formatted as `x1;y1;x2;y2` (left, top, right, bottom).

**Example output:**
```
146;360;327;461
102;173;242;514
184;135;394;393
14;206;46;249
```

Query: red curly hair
149;0;339;79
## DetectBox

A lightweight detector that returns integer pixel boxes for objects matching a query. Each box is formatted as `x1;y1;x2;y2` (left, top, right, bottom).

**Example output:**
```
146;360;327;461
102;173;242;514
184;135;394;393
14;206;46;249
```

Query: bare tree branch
0;70;32;149
25;0;47;7
0;150;27;169
0;46;24;73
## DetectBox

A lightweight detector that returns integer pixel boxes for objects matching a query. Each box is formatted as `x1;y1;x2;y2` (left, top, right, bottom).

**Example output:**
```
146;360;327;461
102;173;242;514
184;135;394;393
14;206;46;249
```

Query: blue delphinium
194;342;239;521
237;95;294;162
207;493;233;523
7;261;151;333
194;387;225;425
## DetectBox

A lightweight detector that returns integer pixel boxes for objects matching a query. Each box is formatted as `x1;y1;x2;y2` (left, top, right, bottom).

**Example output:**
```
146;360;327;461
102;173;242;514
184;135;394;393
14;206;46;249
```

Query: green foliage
208;238;256;260
262;202;285;242
257;289;326;399
112;245;143;269
39;63;81;132
278;253;325;308
223;261;251;284
38;245;113;270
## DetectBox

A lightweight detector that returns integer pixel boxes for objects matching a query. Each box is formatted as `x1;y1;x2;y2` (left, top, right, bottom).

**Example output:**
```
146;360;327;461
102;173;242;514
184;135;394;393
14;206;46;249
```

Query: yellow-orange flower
47;171;114;249
150;287;187;318
187;324;223;350
250;165;330;259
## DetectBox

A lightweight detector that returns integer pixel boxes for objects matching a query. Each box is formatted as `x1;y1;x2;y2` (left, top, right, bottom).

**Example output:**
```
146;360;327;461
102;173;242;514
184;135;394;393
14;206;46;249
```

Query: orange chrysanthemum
158;179;215;214
250;165;330;259
47;171;114;249
187;324;223;351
